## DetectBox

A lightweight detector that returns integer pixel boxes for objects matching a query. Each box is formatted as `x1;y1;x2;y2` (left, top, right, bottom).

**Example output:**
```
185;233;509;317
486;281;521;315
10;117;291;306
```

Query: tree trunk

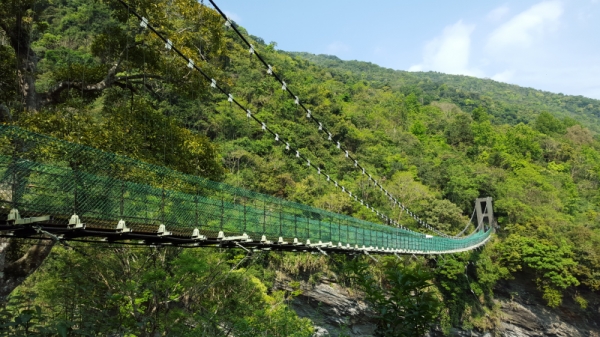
15;43;39;111
0;237;54;305
1;11;40;112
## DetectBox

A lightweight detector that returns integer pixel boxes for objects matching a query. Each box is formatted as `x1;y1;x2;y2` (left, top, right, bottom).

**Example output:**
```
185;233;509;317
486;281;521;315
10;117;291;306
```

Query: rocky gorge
276;274;600;337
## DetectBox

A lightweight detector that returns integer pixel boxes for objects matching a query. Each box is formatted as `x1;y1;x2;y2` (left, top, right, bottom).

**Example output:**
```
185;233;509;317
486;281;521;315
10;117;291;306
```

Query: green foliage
498;234;579;306
2;0;600;333
0;246;314;336
346;257;441;337
0;45;17;106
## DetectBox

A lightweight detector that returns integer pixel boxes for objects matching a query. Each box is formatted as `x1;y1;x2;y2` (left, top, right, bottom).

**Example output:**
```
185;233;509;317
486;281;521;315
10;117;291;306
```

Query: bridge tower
475;197;494;231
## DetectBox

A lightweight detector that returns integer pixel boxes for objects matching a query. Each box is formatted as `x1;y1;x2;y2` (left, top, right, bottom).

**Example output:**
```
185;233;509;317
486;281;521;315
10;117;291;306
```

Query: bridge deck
0;126;492;254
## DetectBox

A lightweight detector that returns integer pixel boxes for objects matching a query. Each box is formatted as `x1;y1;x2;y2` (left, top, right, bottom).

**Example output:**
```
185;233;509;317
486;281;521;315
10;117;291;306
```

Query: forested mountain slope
0;0;599;335
293;52;600;133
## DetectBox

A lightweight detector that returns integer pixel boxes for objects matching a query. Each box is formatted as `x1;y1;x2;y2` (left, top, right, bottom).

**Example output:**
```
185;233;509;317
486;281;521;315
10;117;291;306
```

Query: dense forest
0;0;599;335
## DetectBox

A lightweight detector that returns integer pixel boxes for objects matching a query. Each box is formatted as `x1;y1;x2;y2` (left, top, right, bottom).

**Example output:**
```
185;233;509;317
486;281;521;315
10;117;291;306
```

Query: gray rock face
274;274;376;337
276;273;600;337
499;300;591;337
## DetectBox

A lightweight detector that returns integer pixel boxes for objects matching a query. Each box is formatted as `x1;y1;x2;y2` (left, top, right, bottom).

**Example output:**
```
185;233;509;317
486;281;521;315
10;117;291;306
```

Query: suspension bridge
0;126;493;255
0;0;495;255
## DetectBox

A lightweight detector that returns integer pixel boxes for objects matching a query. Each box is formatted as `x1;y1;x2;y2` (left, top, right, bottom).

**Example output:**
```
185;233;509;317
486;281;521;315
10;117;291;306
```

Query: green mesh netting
0;126;491;252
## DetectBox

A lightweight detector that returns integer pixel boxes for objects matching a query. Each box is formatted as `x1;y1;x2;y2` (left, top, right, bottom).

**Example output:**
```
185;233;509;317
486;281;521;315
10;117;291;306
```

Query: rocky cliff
275;274;600;337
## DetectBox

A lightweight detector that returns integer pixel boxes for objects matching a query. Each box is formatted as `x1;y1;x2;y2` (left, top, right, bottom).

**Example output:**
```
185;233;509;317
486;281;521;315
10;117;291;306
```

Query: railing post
120;182;125;218
362;226;365;247
338;217;341;244
329;217;332;242
318;218;322;242
220;197;224;231
161;174;165;225
279;200;283;237
263;203;266;235
243;201;247;233
307;214;310;240
73;165;79;216
195;192;199;228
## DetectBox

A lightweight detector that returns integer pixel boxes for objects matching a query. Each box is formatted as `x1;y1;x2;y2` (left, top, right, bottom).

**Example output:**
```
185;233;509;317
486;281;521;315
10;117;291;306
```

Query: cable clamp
68;214;85;229
317;167;321;174
334;181;338;187
296;150;300;158
165;39;173;51
341;186;345;192
275;133;279;141
362;167;365;174
294;96;299;105
307;159;310;167
157;224;172;236
318;122;322;131
306;109;311;118
354;159;358;167
246;109;251;118
191;228;206;240
282;81;287;91
348;191;352;197
187;59;194;69
328;132;332;141
345;150;349;158
285;142;290;150
116;219;132;233
224;18;232;28
210;78;216;88
140;17;149;29
249;44;255;55
360;199;364;205
261;122;266;131
228;93;233;102
267;64;273;75
336;141;341;149
326;175;330;181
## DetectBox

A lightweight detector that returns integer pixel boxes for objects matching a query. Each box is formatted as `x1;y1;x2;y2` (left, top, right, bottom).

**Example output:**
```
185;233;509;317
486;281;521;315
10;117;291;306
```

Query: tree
0;0;228;301
0;0;228;112
346;257;441;337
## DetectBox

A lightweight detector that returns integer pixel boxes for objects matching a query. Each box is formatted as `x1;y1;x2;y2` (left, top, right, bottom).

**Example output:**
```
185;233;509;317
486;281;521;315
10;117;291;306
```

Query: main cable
110;0;491;241
113;0;423;234
206;0;458;238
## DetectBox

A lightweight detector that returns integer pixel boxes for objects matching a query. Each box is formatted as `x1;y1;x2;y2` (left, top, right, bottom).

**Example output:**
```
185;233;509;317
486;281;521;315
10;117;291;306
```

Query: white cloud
326;41;350;54
491;70;515;82
223;10;241;23
486;1;563;53
487;5;510;22
409;20;480;76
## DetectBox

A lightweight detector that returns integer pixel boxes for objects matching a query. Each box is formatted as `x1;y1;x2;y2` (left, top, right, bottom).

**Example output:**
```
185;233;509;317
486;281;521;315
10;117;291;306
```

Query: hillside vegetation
293;53;600;133
0;0;599;335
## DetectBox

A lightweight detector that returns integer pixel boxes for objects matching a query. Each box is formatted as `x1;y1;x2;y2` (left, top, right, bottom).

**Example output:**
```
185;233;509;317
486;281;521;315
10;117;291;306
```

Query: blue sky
212;0;600;99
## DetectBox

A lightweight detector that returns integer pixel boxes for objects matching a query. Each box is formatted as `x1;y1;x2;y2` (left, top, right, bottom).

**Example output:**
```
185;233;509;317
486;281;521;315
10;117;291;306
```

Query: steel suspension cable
112;0;424;233
109;0;492;242
206;0;461;238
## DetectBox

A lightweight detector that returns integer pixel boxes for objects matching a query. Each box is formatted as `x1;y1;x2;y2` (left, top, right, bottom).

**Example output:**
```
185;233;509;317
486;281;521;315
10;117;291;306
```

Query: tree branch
41;40;161;105
42;74;163;104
